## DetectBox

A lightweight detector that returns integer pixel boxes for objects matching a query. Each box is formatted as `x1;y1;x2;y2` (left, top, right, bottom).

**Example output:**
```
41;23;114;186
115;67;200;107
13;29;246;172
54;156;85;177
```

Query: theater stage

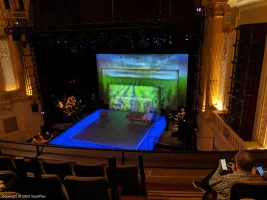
49;109;166;150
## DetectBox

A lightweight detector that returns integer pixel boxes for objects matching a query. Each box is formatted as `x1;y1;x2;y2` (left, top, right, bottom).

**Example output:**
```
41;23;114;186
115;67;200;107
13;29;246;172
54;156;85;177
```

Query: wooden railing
212;111;247;150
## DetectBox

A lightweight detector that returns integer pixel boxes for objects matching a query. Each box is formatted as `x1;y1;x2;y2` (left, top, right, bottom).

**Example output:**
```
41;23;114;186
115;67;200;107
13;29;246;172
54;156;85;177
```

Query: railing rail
1;140;267;169
196;136;215;151
212;111;247;150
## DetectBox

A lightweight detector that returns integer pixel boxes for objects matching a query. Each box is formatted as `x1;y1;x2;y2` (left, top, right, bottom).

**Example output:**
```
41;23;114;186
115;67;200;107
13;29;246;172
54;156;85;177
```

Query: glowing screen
108;84;160;112
96;54;188;109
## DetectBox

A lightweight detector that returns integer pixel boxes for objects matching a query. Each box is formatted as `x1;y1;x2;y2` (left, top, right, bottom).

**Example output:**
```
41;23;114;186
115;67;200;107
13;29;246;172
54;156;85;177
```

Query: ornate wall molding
0;90;30;109
209;2;227;18
0;40;17;91
228;0;265;8
218;35;229;109
257;79;267;147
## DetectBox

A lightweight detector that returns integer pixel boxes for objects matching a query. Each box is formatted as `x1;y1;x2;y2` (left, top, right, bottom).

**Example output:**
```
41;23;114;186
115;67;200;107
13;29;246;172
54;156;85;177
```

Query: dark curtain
35;46;99;125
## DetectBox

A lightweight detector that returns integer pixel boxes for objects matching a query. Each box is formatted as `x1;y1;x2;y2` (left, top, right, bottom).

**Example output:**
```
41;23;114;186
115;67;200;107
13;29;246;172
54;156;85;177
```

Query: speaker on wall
4;0;10;9
12;32;22;41
31;102;38;113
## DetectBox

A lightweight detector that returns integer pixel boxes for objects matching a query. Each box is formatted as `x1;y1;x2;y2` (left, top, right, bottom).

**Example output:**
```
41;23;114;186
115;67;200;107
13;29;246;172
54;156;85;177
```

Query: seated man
193;151;263;200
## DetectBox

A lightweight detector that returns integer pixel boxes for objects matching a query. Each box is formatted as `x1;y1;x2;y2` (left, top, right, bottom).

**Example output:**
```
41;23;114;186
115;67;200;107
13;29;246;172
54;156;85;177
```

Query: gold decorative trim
0;90;29;109
210;2;226;17
206;2;227;18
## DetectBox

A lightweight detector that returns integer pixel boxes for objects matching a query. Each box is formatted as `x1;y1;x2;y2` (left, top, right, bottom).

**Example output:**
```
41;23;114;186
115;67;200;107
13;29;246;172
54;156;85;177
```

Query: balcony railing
212;110;247;150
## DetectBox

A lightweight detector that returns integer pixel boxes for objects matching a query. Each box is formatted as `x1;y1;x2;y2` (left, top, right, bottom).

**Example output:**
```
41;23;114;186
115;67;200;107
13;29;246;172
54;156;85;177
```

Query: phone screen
257;166;264;176
220;159;228;170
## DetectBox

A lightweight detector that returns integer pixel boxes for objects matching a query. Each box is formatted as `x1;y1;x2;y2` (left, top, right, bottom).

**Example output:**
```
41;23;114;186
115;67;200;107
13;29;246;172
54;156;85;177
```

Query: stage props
100;111;108;122
125;112;155;126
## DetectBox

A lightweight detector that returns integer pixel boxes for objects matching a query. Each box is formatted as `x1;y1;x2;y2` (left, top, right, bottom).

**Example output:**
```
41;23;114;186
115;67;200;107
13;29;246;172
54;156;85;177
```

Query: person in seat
193;151;263;200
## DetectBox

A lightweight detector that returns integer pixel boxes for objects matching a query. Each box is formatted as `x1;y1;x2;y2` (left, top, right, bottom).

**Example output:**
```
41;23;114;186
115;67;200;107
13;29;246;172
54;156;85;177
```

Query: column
198;6;210;112
8;35;25;95
253;37;267;148
204;1;226;115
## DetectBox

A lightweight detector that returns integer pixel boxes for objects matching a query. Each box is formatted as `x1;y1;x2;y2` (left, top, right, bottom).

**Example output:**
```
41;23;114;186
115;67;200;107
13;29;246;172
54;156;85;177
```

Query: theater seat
74;163;105;177
41;160;73;182
22;173;69;200
0;156;17;173
106;165;142;195
227;181;267;200
64;176;110;200
14;158;43;174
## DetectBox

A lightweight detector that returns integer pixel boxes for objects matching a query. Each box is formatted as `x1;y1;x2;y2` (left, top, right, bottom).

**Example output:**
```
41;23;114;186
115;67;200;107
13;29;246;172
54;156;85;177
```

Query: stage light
14;21;19;25
168;35;172;44
196;8;202;12
185;34;189;41
130;40;135;49
70;45;77;53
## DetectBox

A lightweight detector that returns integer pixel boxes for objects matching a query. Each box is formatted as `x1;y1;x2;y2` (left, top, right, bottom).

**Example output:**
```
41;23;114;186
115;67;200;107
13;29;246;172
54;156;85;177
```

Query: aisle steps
147;190;203;200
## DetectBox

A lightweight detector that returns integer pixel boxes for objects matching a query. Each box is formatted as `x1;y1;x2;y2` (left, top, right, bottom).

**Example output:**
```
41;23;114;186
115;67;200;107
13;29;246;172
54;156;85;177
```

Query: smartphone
220;159;228;170
257;166;264;176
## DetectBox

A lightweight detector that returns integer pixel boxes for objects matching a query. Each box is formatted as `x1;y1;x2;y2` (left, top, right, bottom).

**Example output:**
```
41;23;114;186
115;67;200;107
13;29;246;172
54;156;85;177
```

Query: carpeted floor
121;183;201;200
146;183;199;191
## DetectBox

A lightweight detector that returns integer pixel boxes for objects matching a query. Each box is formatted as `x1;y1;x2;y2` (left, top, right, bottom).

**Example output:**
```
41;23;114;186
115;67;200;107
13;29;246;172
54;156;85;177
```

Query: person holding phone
193;151;263;200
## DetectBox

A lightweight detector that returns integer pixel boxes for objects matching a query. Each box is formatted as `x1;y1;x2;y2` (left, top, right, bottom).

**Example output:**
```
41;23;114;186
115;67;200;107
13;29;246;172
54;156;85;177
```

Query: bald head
235;151;255;172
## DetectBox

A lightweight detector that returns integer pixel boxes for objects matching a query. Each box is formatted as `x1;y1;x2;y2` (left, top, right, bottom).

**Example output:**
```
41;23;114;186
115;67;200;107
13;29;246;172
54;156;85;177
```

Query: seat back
23;174;69;200
0;170;16;181
227;181;267;200
42;160;73;182
74;163;105;177
14;158;42;174
0;156;17;172
64;176;110;200
106;165;141;194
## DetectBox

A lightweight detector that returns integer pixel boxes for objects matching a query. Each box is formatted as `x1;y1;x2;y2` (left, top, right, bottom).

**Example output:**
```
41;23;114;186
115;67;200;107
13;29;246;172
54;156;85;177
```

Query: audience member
193;151;263;200
43;131;53;141
37;135;47;144
31;138;37;144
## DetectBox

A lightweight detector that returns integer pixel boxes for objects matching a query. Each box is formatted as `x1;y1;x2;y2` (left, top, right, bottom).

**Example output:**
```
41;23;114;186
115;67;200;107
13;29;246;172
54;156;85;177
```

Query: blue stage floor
49;109;166;150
